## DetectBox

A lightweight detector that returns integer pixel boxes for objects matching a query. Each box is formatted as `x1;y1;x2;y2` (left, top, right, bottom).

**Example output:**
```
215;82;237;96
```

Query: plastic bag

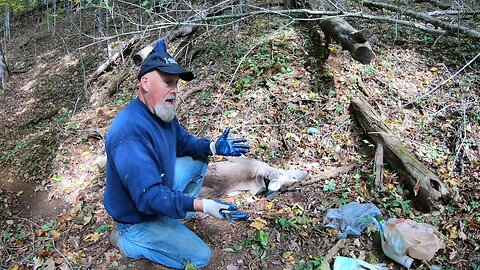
323;202;382;238
333;256;389;270
380;218;445;267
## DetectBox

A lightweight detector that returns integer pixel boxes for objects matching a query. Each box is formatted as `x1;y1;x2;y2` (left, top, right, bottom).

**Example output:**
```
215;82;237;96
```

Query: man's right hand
201;199;249;220
211;127;250;156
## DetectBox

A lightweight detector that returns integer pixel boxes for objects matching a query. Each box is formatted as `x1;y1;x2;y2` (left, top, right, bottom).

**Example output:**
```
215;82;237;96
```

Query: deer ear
268;179;282;192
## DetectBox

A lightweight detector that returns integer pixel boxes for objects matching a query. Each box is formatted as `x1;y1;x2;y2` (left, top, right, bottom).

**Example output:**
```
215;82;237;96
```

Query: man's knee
192;243;212;267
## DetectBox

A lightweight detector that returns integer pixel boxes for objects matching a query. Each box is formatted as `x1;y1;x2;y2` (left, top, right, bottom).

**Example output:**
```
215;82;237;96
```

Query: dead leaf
9;265;20;270
45;258;55;270
84;231;100;242
266;202;274;210
226;264;239;270
51;230;61;238
250;219;267;230
449;226;458;240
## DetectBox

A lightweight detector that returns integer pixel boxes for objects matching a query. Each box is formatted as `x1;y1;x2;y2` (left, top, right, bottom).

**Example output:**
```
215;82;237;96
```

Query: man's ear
140;76;149;92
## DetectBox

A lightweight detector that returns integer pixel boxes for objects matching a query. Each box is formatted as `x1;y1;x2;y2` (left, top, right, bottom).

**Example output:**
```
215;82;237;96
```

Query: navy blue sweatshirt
103;98;211;224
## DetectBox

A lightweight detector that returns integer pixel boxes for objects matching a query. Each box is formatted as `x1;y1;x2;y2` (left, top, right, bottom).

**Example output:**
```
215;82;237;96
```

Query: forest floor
0;4;479;270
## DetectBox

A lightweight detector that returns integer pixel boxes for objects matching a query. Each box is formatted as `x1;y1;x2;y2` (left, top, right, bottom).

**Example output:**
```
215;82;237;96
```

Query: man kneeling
103;40;249;269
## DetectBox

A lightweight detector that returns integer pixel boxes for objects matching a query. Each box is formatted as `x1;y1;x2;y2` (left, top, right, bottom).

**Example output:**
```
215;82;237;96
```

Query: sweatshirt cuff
183;195;195;212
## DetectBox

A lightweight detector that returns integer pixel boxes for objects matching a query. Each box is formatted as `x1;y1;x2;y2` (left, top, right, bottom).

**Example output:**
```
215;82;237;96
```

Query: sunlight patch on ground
47;107;113;206
62;54;79;68
20;80;36;92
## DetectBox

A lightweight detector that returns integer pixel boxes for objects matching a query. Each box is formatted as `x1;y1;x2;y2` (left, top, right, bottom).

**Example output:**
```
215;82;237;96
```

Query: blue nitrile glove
210;127;250;156
202;199;249;221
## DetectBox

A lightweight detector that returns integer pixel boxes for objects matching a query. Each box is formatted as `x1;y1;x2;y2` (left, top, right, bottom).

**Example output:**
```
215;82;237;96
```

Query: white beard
154;103;176;122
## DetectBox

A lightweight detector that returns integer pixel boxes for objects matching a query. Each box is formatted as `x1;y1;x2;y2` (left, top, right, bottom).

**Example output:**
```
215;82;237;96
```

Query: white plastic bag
333;256;389;270
381;218;445;267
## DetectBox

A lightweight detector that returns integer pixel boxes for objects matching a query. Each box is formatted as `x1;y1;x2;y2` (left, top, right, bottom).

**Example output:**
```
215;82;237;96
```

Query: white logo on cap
164;57;177;64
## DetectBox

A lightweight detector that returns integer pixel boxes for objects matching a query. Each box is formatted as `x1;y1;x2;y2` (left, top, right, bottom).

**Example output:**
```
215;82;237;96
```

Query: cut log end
353;46;376;64
320;17;376;64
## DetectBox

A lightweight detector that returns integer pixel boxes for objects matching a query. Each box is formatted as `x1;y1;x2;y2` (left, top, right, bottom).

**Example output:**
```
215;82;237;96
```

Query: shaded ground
1;4;479;270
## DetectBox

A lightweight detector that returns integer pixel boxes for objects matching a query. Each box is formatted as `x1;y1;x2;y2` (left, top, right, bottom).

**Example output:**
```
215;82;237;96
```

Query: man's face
141;71;179;122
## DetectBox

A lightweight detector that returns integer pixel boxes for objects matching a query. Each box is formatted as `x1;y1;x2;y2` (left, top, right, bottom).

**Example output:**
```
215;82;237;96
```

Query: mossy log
320;17;375;64
350;97;449;212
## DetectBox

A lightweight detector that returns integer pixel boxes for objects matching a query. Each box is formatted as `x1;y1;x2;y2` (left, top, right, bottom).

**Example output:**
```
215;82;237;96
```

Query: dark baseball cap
137;40;194;81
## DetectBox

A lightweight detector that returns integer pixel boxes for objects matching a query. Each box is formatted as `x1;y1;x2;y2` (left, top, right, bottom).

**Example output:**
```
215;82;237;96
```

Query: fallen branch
299;162;357;187
177;86;203;106
89;34;141;80
133;11;208;65
414;0;451;10
185;8;452;37
320;239;348;269
374;143;384;187
350;97;450;212
107;71;129;97
426;9;480;16
363;0;480;39
403;52;480;107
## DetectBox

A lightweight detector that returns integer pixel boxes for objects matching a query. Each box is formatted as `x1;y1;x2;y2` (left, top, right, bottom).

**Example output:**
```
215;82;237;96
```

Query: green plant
184;262;198;270
375;187;413;215
245;230;272;260
294;256;325;270
223;243;244;253
41;220;58;232
276;216;307;232
323;179;336;192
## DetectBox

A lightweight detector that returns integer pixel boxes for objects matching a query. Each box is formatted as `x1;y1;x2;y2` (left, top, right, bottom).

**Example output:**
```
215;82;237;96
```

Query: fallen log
350;97;449;212
320;17;376;64
89;34;141;80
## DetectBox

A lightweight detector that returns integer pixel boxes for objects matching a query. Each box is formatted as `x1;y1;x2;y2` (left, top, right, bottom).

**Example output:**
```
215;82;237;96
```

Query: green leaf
41;220;58;232
256;230;269;247
95;224;111;233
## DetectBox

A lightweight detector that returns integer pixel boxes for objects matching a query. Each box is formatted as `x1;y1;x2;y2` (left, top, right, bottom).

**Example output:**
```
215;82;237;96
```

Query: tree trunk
4;5;10;42
350;97;450;212
320;17;375;64
284;0;298;9
97;0;106;35
52;0;57;33
0;45;8;90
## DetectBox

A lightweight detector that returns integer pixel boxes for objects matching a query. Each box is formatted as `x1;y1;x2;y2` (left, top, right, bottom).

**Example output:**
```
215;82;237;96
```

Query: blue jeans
116;156;211;269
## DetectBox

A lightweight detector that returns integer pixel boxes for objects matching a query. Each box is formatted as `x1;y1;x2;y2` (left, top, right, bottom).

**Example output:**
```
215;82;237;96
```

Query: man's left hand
211;127;250;156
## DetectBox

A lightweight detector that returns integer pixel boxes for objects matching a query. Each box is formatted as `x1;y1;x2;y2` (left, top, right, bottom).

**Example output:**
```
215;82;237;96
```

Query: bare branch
363;0;480;39
403;52;480;107
426;9;480;16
